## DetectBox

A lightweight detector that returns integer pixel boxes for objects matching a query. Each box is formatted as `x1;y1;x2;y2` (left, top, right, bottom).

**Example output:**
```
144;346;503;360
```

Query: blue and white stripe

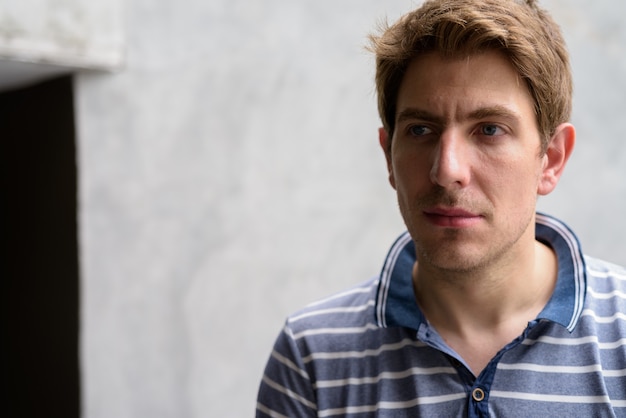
257;214;626;417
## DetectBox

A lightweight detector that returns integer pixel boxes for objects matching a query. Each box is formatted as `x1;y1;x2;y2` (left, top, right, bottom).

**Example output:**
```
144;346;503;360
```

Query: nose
429;130;471;189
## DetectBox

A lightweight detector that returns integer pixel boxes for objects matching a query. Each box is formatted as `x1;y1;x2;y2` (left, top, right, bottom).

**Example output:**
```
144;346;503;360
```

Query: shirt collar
375;213;587;332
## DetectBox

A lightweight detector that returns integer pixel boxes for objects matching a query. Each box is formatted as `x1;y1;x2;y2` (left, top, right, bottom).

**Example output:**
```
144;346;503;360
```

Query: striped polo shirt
257;213;626;417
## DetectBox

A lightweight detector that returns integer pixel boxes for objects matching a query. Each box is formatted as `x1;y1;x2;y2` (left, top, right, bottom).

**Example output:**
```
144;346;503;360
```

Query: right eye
408;125;433;136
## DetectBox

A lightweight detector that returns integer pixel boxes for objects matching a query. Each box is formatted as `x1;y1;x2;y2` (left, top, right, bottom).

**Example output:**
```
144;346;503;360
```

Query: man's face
381;50;551;273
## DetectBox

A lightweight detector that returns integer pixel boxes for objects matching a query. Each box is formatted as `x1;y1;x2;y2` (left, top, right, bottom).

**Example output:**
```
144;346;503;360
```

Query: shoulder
582;255;626;323
276;276;418;371
585;255;626;289
284;277;380;336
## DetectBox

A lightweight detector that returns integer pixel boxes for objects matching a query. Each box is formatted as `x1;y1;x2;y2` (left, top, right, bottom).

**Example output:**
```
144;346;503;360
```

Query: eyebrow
396;105;521;125
396;108;443;125
468;105;521;122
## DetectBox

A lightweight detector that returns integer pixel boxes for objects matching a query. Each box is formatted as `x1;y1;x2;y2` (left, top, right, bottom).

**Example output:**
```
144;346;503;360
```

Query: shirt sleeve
256;323;317;417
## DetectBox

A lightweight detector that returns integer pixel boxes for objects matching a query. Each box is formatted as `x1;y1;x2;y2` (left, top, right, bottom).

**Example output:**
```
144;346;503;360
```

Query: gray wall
536;0;626;263
74;0;626;417
0;0;123;88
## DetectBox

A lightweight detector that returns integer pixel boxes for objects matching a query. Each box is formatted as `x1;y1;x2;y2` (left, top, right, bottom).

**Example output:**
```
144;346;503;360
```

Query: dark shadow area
0;76;80;418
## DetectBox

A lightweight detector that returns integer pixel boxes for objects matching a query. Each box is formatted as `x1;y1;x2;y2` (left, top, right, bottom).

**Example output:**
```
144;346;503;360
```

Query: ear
537;123;575;196
378;127;396;189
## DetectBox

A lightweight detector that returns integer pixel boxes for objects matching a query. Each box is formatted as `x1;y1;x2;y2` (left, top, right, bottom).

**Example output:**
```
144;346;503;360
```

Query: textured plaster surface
70;0;625;417
0;0;123;90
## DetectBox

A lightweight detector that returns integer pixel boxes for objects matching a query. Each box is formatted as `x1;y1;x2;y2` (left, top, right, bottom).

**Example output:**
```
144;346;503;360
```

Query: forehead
395;50;535;121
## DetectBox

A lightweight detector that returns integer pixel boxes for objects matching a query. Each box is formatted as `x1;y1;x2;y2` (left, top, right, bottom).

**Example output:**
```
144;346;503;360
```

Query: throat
438;320;530;376
413;240;559;375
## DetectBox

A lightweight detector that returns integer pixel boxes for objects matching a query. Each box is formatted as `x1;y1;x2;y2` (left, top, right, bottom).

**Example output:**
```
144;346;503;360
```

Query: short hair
369;0;572;153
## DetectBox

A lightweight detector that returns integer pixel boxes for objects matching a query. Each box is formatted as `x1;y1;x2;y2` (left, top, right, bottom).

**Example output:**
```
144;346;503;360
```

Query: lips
423;206;483;227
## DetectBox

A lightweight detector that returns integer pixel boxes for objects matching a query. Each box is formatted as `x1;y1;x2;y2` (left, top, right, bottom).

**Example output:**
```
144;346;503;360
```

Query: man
257;0;626;416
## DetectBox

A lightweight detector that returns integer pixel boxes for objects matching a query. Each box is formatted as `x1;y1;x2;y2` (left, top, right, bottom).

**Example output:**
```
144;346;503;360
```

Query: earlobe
378;127;396;189
537;123;576;195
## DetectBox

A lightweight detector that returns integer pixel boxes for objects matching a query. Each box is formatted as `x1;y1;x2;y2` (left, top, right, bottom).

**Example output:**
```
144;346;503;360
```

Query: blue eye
409;125;433;136
480;124;504;136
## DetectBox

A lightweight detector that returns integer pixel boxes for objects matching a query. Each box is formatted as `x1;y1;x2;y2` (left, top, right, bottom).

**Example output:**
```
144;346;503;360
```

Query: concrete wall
0;0;123;89
3;0;624;417
76;1;625;416
535;0;626;263
75;2;410;416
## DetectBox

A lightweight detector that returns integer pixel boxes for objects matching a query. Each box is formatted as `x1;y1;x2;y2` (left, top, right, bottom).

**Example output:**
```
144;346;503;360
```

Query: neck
413;237;558;374
414;239;557;329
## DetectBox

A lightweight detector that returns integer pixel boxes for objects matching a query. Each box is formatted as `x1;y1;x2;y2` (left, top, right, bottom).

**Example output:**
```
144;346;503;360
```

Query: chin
417;244;489;273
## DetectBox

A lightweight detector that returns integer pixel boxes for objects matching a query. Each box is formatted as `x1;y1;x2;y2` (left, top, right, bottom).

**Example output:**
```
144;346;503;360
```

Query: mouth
423;207;483;228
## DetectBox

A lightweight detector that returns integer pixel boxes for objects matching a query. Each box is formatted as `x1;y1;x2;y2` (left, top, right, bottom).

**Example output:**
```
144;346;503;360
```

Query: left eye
479;124;504;136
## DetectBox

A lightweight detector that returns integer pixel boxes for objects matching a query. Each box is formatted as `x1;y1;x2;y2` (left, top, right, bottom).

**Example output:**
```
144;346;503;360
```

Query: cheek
478;157;541;202
393;155;431;190
516;168;544;203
